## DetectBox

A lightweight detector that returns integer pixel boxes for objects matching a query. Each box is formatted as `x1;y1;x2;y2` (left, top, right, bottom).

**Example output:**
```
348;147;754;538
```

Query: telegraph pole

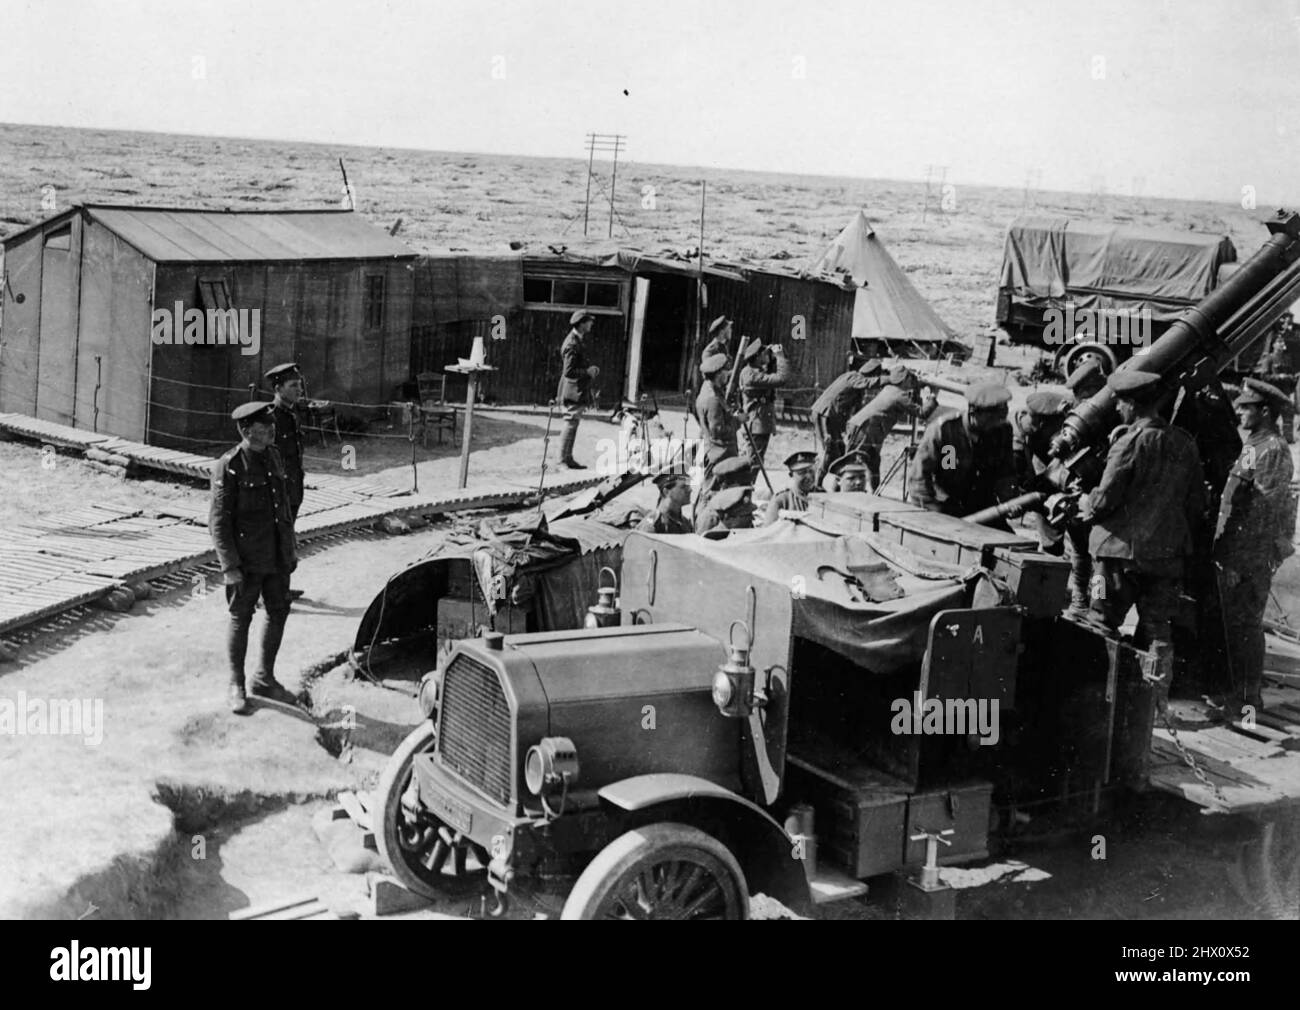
583;133;626;238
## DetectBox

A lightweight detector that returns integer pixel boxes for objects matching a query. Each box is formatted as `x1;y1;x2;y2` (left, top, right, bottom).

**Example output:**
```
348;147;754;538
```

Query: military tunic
906;411;1019;521
210;444;297;578
636;508;694;535
270;400;305;517
762;487;811;526
557;328;592;407
1079;416;1205;643
695;381;739;468
1213;426;1296;700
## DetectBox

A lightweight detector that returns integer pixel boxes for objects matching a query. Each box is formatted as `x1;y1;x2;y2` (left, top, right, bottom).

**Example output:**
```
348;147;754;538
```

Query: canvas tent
810;211;959;352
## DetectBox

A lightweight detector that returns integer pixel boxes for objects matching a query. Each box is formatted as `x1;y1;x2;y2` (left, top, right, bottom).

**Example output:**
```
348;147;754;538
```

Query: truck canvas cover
999;215;1237;322
621;518;970;676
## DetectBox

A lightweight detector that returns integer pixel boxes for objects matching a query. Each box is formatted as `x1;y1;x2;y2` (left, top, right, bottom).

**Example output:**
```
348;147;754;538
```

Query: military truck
372;211;1300;920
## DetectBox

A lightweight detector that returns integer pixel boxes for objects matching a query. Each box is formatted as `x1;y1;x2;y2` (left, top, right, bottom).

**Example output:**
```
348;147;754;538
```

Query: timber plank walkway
0;412;599;635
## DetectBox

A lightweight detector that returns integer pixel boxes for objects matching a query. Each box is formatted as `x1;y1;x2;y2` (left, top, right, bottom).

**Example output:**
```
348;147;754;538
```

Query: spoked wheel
1057;341;1118;380
1229;811;1300;919
374;722;479;900
561;823;749;920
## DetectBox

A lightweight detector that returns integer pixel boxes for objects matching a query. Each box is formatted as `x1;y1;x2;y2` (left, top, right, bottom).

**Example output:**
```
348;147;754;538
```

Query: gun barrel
962;492;1046;526
918;375;969;397
1052;209;1300;460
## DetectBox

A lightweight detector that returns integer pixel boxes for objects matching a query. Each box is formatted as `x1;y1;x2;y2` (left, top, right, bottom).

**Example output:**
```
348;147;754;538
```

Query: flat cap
783;450;817;472
858;357;883;375
966;383;1012;409
1066;360;1106;392
700;352;729;376
1234;377;1291;411
569;309;595;325
1024;390;1071;417
713;457;752;480
831;451;870;474
652;471;690;491
741;337;764;361
710;485;753;513
708;315;732;336
232;401;275;423
1107;370;1162;400
264;362;301;384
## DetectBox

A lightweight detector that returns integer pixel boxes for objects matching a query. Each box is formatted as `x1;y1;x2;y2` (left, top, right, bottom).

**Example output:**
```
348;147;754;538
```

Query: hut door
625;277;649;401
36;222;78;424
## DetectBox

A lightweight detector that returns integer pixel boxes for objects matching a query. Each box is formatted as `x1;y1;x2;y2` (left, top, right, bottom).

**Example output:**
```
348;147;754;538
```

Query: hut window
44;224;72;251
522;273;624;314
198;278;232;312
364;274;385;330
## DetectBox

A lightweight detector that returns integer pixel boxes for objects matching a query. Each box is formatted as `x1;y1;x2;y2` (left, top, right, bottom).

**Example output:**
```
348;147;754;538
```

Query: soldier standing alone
266;362;307;600
557;310;600;469
210;402;300;714
1212;379;1296;712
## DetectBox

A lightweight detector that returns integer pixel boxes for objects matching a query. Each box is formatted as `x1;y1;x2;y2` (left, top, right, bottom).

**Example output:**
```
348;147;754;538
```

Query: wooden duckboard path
0;413;598;635
1149;682;1300;816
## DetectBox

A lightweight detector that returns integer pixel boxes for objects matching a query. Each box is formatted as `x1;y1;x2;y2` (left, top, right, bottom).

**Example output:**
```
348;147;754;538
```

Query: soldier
907;383;1020;524
762;451;818;525
637;471;694;535
265;362;307;601
700;316;733;372
843;366;936;491
1065;360;1107;402
810;358;884;483
1012;389;1071;555
210;402;300;714
738;339;792;466
1252;329;1297;443
1212;379;1296;712
1077;371;1205;704
557;309;600;469
696;352;741;489
697;484;756;537
827;451;871;493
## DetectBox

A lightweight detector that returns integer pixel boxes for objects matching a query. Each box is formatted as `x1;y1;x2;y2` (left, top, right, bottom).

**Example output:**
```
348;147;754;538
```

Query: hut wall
34;213;83;425
74;219;151;440
0;228;46;417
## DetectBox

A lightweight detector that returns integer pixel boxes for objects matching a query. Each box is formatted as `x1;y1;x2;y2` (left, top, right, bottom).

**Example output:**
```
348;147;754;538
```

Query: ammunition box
904;781;994;866
990;547;1070;618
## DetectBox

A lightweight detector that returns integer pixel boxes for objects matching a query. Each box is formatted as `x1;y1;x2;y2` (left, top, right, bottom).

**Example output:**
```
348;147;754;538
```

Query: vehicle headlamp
525;737;579;796
417;673;439;719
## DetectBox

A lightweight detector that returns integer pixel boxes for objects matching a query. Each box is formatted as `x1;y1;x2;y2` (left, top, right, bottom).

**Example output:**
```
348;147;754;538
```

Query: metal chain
1156;700;1228;806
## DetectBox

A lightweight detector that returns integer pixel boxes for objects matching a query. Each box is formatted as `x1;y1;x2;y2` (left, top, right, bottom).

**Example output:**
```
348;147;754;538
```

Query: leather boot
249;613;297;705
559;418;584;469
227;616;251;713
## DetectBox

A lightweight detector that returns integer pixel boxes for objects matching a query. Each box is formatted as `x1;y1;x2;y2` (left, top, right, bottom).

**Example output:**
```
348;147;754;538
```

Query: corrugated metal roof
83;206;415;262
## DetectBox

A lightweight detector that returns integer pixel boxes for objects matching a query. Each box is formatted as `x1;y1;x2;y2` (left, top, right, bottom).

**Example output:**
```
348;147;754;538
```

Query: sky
2;0;1299;203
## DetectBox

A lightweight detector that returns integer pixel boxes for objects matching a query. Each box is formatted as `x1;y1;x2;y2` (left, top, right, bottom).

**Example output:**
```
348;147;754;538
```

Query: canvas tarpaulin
624;519;970;675
999;215;1237;323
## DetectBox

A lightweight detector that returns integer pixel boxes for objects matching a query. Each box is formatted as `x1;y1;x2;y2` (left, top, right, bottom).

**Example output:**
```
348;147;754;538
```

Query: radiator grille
438;654;513;806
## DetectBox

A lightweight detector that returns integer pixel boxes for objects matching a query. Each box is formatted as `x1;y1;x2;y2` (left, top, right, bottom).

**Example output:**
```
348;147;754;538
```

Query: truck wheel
561;822;749;920
374;721;457;900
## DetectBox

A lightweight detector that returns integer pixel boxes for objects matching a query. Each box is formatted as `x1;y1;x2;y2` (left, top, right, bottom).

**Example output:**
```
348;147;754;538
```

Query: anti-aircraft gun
965;209;1300;528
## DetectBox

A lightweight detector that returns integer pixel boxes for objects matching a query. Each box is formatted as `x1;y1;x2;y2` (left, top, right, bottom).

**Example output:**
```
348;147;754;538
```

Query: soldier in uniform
907;383;1020;524
210;402;300;714
827;451;871;493
1065;360;1107;402
697;485;756;537
557;310;600;469
737;339;792;466
1062;363;1109;611
810;358;884;483
265;362;307;600
843;366;936;492
762;451;818;525
695;352;741;492
1252;328;1296;443
700;316;733;373
1212;379;1297;712
637;471;694;535
1077;371;1205;704
1012;389;1071;555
